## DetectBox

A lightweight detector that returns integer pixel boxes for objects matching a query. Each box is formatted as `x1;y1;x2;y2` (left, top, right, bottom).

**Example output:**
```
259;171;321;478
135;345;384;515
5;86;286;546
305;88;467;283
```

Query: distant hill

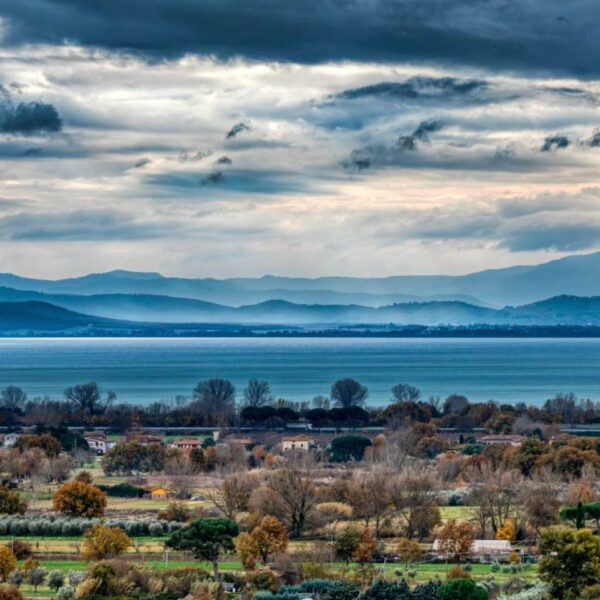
0;301;129;333
504;295;600;325
2;251;599;307
3;293;600;333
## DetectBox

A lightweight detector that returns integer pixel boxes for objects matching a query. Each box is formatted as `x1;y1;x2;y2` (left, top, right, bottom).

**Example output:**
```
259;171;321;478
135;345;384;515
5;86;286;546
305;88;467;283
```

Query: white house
432;539;513;561
170;438;203;450
470;539;514;561
2;433;19;448
282;435;315;452
83;432;115;455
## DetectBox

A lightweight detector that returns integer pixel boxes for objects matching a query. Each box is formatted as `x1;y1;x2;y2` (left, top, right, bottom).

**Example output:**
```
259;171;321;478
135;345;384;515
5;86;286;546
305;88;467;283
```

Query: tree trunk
212;559;220;582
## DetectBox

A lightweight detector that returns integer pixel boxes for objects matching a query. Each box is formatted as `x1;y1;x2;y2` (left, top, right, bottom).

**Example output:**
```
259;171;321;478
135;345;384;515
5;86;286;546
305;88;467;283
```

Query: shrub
447;566;470;580
158;503;190;523
6;573;21;589
439;578;488;600
4;541;30;561
447;494;464;507
48;570;65;592
57;585;75;600
0;488;27;516
413;581;441;600
97;483;144;498
0;584;23;600
68;571;86;587
361;580;411;600
149;522;165;536
247;569;278;592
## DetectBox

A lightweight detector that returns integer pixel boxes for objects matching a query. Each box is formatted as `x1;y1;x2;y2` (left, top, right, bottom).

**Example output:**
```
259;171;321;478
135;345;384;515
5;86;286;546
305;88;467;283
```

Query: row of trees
3;380;594;431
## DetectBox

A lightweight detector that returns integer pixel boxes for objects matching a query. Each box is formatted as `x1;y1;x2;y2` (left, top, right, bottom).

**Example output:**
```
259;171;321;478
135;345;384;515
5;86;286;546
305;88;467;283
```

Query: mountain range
0;252;599;334
1;251;599;308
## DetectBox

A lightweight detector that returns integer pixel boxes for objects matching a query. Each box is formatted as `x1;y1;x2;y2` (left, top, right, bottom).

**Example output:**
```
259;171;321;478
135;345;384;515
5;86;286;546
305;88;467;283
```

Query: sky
0;0;600;279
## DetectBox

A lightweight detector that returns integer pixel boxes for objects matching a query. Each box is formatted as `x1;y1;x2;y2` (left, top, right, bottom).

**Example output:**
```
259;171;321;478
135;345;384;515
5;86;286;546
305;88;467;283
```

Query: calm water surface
0;337;598;405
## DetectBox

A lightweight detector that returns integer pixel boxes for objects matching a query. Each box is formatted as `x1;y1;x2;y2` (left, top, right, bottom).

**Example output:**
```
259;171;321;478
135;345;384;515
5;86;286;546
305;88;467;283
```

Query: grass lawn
439;505;473;521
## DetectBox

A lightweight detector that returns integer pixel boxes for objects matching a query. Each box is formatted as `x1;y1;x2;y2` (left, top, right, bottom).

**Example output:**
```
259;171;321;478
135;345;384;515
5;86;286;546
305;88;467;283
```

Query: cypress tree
576;501;586;529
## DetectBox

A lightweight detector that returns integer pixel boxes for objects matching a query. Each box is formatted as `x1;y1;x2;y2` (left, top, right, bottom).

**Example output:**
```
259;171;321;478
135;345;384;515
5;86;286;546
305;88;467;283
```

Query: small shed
150;487;171;499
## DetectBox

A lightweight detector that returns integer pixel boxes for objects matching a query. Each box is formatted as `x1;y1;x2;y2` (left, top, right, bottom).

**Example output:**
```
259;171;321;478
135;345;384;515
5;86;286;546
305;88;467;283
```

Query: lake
0;337;598;405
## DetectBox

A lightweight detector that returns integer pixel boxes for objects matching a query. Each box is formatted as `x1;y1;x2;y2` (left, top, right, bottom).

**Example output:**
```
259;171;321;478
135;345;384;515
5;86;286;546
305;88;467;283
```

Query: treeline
1;379;599;432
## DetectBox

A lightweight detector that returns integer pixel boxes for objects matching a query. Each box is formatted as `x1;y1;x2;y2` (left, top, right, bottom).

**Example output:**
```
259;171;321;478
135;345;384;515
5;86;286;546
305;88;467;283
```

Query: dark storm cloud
0;99;63;136
201;170;225;185
133;157;151;168
0;0;599;75
226;122;250;139
344;119;444;170
587;130;600;147
540;135;570;151
335;77;488;101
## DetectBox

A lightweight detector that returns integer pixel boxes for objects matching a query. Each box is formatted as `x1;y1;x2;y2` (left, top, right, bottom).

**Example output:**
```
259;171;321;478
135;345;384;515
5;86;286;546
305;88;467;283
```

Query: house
149;487;171;499
480;434;525;447
171;438;203;450
432;539;513;562
1;433;19;448
470;540;514;561
282;435;315;452
83;432;116;455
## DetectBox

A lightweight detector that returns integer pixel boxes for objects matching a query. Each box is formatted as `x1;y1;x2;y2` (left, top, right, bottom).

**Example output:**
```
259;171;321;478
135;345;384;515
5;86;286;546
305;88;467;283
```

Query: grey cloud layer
372;189;600;253
1;0;600;75
1;26;600;275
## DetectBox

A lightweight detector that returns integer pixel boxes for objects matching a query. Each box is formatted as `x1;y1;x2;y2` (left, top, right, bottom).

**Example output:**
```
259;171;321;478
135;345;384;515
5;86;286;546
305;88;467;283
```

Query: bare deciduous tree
466;463;524;538
346;469;392;538
391;469;440;539
209;471;258;520
242;379;272;407
250;451;320;538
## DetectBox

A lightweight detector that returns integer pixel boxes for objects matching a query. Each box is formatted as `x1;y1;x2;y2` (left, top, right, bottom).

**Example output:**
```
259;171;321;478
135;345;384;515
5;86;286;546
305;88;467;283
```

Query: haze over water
0;337;599;406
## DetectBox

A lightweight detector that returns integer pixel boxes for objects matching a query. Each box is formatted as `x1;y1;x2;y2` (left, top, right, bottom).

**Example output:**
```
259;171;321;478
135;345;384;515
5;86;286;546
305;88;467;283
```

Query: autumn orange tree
396;537;422;567
496;519;515;541
249;516;288;564
354;528;378;563
0;547;16;582
435;519;474;563
52;480;107;518
0;585;23;600
234;516;288;568
82;525;132;561
235;532;258;570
